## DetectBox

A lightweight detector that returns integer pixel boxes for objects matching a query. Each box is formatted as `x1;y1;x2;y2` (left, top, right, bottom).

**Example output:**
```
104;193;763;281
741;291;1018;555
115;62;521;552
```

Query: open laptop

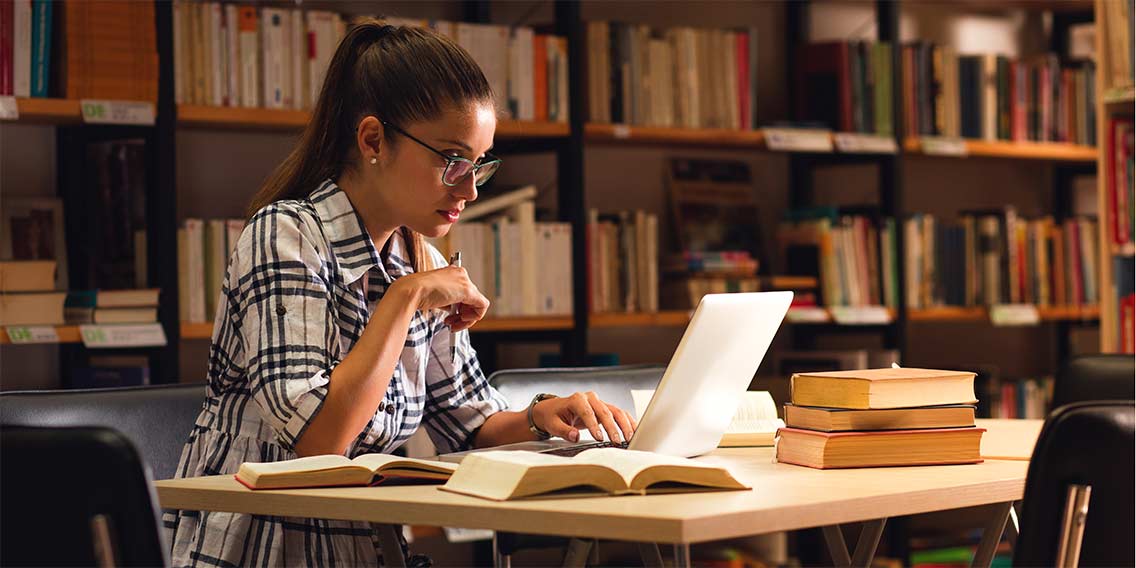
438;291;793;462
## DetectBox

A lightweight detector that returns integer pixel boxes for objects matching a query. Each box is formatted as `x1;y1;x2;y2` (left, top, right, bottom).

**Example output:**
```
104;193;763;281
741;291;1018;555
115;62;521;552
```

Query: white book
204;220;227;320
478;223;496;305
509;202;537;315
238;7;260;107
508;27;535;121
183;219;207;323
12;0;31;97
224;4;240;107
262;8;286;109
177;227;189;323
290;8;305;109
551;223;573;315
225;219;245;259
535;224;555;315
306;11;337;104
210;2;224;106
280;9;294;109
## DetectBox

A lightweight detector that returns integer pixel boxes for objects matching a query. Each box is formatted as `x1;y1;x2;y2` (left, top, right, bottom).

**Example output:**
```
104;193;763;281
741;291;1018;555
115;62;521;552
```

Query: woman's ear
356;116;384;164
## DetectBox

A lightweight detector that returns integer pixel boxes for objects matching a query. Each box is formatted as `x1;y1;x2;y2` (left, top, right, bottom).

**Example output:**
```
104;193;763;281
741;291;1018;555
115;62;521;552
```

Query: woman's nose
453;175;478;202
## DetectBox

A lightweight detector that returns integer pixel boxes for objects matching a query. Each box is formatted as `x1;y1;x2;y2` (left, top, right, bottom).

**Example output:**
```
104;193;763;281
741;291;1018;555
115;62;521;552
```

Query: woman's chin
415;223;451;239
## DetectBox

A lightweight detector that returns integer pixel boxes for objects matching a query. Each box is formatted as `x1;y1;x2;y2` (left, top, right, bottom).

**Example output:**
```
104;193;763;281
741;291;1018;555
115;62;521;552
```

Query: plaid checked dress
163;180;509;567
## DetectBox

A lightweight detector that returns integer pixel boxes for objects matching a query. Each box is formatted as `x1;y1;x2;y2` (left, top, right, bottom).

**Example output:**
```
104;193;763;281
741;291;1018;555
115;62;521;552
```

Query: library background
0;0;1132;566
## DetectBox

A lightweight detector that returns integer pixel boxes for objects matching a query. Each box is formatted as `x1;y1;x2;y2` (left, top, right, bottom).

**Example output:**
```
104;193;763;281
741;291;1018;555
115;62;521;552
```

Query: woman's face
382;103;497;239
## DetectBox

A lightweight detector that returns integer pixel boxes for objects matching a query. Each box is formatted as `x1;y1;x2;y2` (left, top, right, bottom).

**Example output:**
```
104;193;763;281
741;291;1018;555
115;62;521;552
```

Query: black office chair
0;383;206;480
1051;354;1135;408
1013;401;1135;567
488;364;666;567
0;425;170;566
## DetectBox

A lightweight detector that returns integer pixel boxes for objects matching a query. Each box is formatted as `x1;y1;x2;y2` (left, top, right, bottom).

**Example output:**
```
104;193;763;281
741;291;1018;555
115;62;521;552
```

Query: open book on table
632;389;784;447
236;454;457;490
439;447;750;501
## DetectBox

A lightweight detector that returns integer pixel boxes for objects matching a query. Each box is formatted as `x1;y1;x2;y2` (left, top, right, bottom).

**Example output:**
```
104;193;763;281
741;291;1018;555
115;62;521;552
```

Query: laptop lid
627;291;792;458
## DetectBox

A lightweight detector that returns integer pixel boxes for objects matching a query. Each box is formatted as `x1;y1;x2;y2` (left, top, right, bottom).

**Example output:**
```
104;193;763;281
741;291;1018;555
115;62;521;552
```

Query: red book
1122;294;1135;354
532;34;548;122
775;427;985;469
0;0;12;96
794;42;852;132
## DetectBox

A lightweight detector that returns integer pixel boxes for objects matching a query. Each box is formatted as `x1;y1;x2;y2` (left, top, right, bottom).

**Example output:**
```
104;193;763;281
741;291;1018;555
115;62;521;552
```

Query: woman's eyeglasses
381;121;501;187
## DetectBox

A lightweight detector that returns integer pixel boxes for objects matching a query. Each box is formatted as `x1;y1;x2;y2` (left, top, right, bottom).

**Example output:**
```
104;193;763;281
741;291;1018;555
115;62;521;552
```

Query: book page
570;448;721;485
632;389;782;433
351;453;457;474
240;454;352;475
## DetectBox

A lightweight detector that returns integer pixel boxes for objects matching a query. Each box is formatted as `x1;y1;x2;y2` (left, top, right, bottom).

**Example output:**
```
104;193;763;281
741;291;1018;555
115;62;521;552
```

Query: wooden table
156;419;1040;567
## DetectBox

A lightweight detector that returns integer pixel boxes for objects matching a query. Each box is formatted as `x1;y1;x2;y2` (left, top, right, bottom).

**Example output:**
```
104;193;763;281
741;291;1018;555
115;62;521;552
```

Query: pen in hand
449;251;462;364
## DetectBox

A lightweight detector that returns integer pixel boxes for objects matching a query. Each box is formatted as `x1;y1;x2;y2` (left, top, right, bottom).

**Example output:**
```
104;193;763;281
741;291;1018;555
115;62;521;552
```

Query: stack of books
776;368;984;469
0;260;64;325
64;289;160;325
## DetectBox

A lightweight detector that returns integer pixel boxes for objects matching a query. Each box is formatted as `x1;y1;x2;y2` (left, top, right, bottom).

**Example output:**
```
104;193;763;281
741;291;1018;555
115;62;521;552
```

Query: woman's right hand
394;266;490;331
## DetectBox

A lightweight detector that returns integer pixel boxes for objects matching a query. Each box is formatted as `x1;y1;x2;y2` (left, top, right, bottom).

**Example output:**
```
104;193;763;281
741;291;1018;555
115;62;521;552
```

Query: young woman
164;21;636;566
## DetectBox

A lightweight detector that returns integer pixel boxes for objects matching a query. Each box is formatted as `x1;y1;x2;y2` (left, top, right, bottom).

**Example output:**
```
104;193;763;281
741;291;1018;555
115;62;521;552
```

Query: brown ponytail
246;21;493;273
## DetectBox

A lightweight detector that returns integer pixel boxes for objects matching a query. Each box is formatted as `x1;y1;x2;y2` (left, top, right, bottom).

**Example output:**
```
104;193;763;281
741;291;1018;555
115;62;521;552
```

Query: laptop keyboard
538;440;630;457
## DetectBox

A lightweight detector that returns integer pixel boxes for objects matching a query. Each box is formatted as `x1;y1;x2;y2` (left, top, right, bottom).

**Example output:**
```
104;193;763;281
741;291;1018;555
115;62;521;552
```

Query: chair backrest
1051;354;1135;408
489;364;666;416
0;383;206;480
0;426;169;567
1014;401;1135;568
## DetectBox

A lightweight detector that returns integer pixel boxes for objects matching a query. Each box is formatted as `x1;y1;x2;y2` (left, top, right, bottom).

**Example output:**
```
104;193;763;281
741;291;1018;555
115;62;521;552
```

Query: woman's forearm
473;409;538;448
294;281;421;457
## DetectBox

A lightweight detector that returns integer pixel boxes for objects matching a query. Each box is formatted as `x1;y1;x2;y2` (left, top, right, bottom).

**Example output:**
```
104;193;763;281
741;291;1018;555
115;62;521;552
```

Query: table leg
673;543;691;568
822;519;888;568
970;501;1013;568
377;524;407;568
637;542;664;567
822;525;852;567
562;538;593;567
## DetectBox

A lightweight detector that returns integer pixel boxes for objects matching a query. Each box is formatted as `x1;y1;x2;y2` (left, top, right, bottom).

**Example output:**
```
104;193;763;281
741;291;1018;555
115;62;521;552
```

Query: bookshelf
179;317;575;340
585;123;766;149
2;98;84;125
902;138;1098;162
176;104;570;138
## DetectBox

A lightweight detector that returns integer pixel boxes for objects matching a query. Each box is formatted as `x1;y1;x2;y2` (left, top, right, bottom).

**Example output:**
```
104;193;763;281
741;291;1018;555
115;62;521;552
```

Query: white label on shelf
0;96;18;120
920;136;968;157
762;128;834;152
833;133;898;154
990;304;1040;326
786;306;831;323
80;99;156;125
830;305;892;325
5;326;59;344
612;124;631;139
80;324;168;348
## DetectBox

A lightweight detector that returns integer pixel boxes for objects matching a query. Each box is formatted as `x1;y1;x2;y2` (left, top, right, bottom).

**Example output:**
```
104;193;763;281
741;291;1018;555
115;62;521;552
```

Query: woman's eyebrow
440;139;493;158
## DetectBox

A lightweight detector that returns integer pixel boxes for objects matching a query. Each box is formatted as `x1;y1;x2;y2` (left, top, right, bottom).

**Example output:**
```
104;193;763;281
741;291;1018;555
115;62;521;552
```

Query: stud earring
370;157;377;165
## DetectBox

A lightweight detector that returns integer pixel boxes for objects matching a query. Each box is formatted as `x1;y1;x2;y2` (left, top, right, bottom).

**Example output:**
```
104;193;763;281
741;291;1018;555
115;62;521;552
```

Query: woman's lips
438;209;460;223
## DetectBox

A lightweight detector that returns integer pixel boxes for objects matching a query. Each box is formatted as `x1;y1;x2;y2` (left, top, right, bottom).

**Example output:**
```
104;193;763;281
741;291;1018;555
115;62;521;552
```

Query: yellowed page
240;455;352;476
351;453;458;474
571;448;720;486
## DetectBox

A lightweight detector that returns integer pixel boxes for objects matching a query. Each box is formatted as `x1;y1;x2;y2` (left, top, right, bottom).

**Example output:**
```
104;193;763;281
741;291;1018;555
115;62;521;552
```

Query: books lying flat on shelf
775;427;985;469
783;404;977;432
66;289;161;308
439;448;749;501
235;454;458;490
0;261;56;292
791;368;977;410
632;390;783;447
0;291;66;325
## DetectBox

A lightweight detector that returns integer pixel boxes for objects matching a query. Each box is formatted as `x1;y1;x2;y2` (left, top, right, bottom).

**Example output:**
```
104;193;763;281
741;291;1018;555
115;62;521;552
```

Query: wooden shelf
1102;87;1135;107
904;137;1097;162
181;318;572;339
908;305;1100;322
585;123;766;148
1;97;83;125
589;311;693;328
908;307;987;322
177;104;568;138
0;325;83;344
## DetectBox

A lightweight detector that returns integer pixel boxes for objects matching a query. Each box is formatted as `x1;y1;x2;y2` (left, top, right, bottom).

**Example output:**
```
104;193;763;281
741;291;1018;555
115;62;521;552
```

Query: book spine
29;0;49;97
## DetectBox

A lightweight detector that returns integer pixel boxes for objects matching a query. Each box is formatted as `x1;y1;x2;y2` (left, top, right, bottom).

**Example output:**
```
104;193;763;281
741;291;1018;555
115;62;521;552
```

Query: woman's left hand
531;392;638;443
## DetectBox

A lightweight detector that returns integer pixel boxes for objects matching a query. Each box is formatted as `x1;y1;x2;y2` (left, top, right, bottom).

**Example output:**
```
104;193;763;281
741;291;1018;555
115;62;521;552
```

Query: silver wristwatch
527;393;558;440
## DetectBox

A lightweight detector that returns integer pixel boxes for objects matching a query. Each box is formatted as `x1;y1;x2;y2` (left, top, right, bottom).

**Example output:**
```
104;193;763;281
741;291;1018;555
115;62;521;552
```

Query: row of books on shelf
777;207;1102;310
173;3;570;123
585;21;758;130
796;41;1096;145
178;218;244;324
905;213;1101;309
0;260;159;326
978;375;1053;420
0;1;159;101
587;208;660;313
432;192;574;318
